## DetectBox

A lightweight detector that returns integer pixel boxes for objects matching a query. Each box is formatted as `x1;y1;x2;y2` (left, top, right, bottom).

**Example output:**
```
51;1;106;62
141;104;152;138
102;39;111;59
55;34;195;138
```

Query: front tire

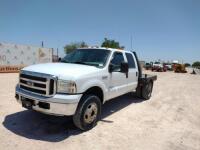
73;94;101;131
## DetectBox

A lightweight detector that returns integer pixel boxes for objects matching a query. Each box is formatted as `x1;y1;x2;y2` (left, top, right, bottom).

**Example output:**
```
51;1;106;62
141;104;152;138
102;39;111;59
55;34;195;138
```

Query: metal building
0;42;53;73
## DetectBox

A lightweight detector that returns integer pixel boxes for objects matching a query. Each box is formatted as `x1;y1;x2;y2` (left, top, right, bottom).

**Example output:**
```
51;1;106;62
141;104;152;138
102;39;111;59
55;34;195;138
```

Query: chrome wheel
84;102;98;124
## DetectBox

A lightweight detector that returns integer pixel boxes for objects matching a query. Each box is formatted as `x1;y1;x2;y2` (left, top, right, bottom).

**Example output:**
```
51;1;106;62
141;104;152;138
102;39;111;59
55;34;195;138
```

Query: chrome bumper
15;84;82;116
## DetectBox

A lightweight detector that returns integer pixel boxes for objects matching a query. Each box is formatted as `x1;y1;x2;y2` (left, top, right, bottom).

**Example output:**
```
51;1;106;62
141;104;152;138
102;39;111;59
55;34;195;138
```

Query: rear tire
136;86;142;98
73;94;101;131
141;81;153;100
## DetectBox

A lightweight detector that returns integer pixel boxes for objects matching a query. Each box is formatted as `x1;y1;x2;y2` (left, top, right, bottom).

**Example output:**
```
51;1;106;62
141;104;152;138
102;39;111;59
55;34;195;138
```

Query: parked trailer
0;42;53;73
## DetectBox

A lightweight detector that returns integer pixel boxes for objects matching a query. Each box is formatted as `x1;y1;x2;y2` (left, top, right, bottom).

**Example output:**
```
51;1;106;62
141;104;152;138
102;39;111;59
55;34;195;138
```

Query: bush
101;38;124;49
64;42;88;54
192;61;200;68
184;63;191;67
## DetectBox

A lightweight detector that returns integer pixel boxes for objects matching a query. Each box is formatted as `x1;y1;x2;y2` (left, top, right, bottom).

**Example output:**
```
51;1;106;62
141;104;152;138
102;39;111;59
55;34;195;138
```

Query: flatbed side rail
131;51;157;87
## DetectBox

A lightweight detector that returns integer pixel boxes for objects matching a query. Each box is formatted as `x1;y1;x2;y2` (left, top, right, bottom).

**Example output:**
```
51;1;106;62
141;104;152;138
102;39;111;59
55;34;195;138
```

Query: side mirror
108;64;114;73
120;62;129;73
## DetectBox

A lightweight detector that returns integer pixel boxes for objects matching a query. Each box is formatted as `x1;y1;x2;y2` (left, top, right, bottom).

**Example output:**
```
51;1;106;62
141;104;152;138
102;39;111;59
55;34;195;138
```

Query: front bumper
15;84;82;116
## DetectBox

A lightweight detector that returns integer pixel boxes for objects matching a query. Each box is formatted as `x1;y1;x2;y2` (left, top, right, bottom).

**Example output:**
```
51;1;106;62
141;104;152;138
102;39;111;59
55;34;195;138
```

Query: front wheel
73;95;101;131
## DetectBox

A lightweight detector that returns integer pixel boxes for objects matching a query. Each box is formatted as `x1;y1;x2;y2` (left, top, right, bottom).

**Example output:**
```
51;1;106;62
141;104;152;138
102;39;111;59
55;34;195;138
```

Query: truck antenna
131;35;133;50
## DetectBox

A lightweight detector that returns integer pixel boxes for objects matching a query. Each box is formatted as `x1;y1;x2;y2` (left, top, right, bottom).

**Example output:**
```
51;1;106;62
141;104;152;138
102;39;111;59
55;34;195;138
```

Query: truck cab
15;47;156;130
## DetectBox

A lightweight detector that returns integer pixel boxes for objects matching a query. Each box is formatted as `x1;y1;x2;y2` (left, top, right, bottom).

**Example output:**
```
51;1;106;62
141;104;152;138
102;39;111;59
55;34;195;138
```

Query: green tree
64;42;88;54
101;38;124;49
184;63;191;67
192;61;200;68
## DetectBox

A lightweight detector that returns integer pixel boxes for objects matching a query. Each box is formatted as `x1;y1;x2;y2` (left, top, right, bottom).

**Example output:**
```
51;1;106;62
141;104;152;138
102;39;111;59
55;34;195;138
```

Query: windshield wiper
72;61;88;65
60;59;69;63
72;61;99;67
61;60;87;65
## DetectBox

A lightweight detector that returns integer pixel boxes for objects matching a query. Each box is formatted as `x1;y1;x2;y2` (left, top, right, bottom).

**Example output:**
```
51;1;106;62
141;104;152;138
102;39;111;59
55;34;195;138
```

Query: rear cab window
125;52;136;69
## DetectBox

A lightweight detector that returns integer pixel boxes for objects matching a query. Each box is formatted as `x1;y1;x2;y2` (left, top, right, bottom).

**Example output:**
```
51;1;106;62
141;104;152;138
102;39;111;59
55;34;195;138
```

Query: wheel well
83;86;104;103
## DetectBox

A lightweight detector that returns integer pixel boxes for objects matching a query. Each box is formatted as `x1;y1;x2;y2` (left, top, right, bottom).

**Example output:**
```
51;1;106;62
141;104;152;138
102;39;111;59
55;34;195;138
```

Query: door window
110;52;125;71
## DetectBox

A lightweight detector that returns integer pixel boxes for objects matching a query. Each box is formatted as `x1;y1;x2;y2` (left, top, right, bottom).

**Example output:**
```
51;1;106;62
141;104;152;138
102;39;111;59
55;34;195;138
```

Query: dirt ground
0;71;200;150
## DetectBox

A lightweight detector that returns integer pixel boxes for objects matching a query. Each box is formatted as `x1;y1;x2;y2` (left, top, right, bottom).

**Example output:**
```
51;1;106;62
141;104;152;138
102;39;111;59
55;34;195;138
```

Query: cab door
108;52;128;99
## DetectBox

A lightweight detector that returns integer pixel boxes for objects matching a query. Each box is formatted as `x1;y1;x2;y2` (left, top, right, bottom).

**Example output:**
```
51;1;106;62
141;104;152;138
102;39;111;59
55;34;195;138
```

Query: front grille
19;71;56;96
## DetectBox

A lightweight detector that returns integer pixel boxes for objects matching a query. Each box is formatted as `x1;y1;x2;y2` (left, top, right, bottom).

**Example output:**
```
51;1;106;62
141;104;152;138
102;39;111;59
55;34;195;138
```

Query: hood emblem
27;81;34;87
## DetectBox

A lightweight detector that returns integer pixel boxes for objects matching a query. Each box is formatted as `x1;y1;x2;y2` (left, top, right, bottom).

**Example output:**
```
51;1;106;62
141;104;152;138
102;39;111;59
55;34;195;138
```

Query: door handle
136;72;138;76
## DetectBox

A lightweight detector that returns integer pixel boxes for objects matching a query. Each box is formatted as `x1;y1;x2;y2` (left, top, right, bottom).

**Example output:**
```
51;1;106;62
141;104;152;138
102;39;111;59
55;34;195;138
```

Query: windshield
61;49;111;68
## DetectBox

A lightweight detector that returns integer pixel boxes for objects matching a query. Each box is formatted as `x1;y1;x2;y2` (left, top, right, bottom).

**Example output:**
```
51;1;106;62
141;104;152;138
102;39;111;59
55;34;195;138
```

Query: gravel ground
0;71;200;150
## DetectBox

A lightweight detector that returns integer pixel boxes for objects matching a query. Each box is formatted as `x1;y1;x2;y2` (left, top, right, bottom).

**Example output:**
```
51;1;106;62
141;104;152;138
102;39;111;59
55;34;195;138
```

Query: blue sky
0;0;199;63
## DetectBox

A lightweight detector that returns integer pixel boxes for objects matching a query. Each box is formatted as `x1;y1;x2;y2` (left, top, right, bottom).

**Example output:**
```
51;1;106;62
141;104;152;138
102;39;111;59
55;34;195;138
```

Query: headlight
57;80;77;94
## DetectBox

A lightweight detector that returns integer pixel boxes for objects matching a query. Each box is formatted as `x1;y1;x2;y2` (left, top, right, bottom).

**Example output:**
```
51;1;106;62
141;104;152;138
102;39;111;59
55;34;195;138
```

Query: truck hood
22;63;100;80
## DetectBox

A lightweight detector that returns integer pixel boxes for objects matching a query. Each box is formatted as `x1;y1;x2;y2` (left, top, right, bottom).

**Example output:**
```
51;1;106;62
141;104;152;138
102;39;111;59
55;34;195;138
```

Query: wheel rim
84;102;98;124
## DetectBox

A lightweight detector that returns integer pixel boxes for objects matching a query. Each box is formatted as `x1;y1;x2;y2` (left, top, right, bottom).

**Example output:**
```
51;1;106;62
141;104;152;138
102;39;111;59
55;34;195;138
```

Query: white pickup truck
15;47;157;130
